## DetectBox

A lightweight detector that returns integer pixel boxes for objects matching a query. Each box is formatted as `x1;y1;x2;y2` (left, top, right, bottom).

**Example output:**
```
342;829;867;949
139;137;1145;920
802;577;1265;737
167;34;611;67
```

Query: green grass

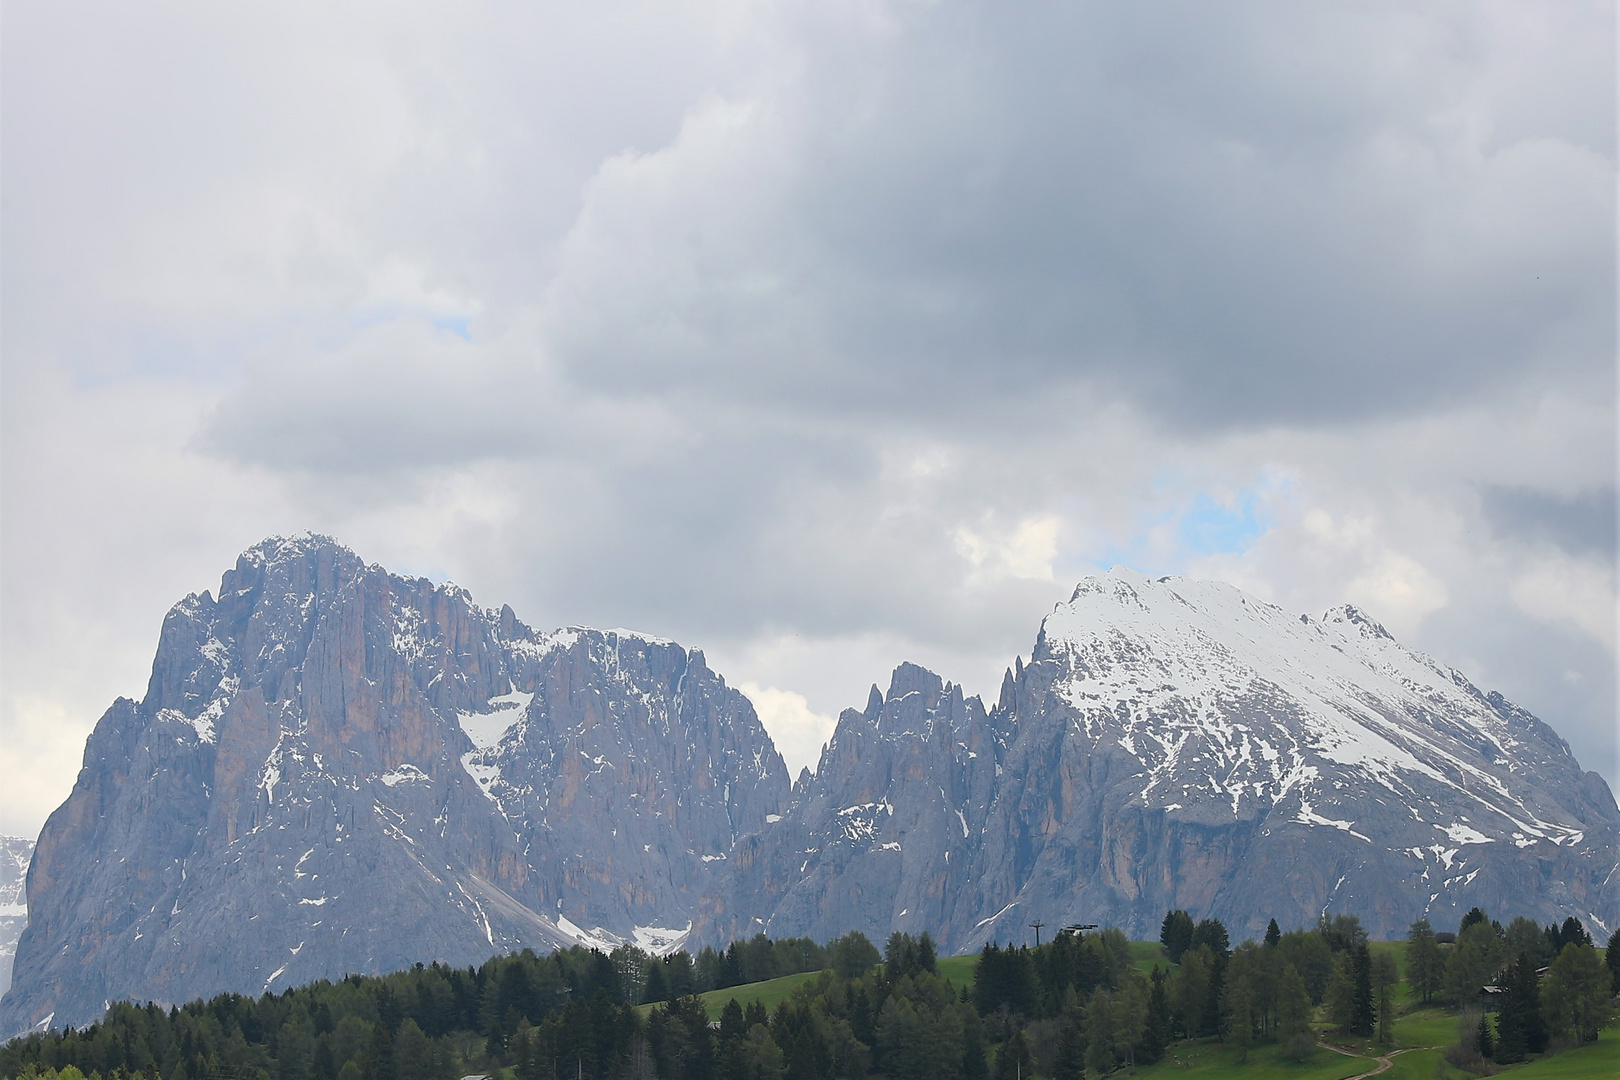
936;953;977;990
1131;939;1170;974
1130;1036;1374;1080
639;953;983;1021
637;969;830;1020
1500;1027;1620;1078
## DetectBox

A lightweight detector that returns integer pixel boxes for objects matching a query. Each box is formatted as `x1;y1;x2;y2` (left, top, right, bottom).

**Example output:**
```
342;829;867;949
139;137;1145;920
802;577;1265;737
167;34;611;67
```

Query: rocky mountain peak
0;538;788;1035
4;554;1614;1036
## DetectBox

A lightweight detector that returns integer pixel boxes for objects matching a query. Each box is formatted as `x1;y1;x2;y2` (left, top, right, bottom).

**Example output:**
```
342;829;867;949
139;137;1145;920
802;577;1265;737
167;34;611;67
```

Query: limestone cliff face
0;536;787;1034
0;837;32;998
4;549;1615;1035
714;571;1620;953
700;663;1001;948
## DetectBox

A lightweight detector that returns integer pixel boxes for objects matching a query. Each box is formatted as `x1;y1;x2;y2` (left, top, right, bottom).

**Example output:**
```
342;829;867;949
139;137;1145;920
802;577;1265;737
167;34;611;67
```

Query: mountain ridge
2;536;1614;1036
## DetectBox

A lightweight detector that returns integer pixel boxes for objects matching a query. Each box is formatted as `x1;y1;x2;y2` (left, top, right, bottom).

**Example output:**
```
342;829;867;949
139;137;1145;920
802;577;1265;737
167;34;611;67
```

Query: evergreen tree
360;1022;394;1080
961;1018;990;1080
1274;963;1311;1041
1459;907;1490;936
1264;920;1281;949
1542;942;1616;1045
1444;922;1503;1006
1474;1014;1493;1059
1171;947;1213;1037
1492;950;1546;1063
1140;967;1171;1063
719;999;746;1044
1222;970;1254;1062
278;1018;315;1080
1051;1018;1084;1080
392;1020;432;1080
1349;944;1375;1037
1404;920;1444;1004
1324;953;1355;1034
995;1028;1033;1080
918;932;938;974
1607;931;1620;995
1159;911;1194;964
1370;951;1398;1045
1190;918;1230;960
1559;916;1593;951
1504;917;1552;967
829;932;881;979
1081;992;1114;1078
643;963;671;1005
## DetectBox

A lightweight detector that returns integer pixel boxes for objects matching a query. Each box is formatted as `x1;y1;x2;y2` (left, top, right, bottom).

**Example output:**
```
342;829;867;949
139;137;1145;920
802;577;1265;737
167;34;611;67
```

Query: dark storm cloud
547;2;1614;430
1483;485;1618;558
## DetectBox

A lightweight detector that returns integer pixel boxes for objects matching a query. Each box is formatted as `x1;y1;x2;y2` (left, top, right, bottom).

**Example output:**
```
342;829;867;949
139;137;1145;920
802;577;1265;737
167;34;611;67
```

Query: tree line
1403;907;1618;1067
4;909;1617;1080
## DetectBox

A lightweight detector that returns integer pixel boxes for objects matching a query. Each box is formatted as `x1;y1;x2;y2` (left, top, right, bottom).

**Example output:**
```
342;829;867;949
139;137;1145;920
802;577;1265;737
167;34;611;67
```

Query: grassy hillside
645;941;1618;1077
648;952;984;1021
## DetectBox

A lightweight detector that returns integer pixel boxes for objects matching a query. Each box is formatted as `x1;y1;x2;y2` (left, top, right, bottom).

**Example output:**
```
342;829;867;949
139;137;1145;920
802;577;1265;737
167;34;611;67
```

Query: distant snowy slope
0;836;34;998
1040;572;1596;851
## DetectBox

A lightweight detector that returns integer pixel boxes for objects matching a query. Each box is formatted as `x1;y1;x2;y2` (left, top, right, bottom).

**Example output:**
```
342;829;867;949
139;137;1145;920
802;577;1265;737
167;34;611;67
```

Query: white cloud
1511;556;1618;651
1;1;1613;837
737;683;836;778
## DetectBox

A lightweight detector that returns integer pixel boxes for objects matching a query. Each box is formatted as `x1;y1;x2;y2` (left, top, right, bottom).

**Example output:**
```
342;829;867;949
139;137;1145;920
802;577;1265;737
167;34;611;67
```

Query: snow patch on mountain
0;836;35;998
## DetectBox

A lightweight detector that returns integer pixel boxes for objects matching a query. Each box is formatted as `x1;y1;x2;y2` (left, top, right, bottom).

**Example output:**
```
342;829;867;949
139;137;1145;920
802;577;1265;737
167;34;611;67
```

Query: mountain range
0;837;33;1000
2;534;1615;1035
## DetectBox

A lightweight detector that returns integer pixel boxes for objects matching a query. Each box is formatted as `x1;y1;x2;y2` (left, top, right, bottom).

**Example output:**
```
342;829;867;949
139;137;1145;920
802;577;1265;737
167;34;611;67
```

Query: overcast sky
2;1;1614;839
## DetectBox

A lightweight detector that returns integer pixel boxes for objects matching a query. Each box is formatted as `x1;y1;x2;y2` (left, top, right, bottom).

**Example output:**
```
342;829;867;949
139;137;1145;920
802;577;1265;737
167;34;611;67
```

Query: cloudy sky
1;1;1614;839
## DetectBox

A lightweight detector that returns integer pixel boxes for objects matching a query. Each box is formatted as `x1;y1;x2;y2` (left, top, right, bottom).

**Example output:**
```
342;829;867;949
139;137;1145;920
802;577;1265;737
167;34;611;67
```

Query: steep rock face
714;571;1620;951
0;838;33;998
466;624;790;939
1;536;787;1034
702;664;1000;947
5;549;1614;1033
965;572;1619;945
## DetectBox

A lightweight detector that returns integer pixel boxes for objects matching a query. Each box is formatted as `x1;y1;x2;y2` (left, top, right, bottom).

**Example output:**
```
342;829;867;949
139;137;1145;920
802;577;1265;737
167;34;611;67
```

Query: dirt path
1321;1041;1426;1080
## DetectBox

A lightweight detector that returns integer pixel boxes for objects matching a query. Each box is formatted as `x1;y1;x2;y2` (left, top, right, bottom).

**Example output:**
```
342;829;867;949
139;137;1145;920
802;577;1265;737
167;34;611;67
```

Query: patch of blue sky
1179;491;1269;556
1084;482;1281;579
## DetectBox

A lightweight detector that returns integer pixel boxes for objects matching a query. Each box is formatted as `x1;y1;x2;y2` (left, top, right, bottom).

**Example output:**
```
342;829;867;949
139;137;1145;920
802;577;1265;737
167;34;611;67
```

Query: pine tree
643;963;671;1005
1543;942;1616;1044
1607;931;1620;995
719;999;746;1043
961;1019;990;1080
1559;917;1593;951
1159;911;1194;964
1222;970;1254;1062
1081;992;1115;1078
1404;920;1443;1004
1264;920;1281;949
361;1022;394;1080
1324;953;1355;1034
1349;944;1375;1037
1493;951;1535;1063
1275;963;1311;1040
918;932;938;974
1474;1014;1493;1059
1140;967;1170;1063
995;1028;1033;1080
1051;1020;1085;1080
1370;952;1398;1045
